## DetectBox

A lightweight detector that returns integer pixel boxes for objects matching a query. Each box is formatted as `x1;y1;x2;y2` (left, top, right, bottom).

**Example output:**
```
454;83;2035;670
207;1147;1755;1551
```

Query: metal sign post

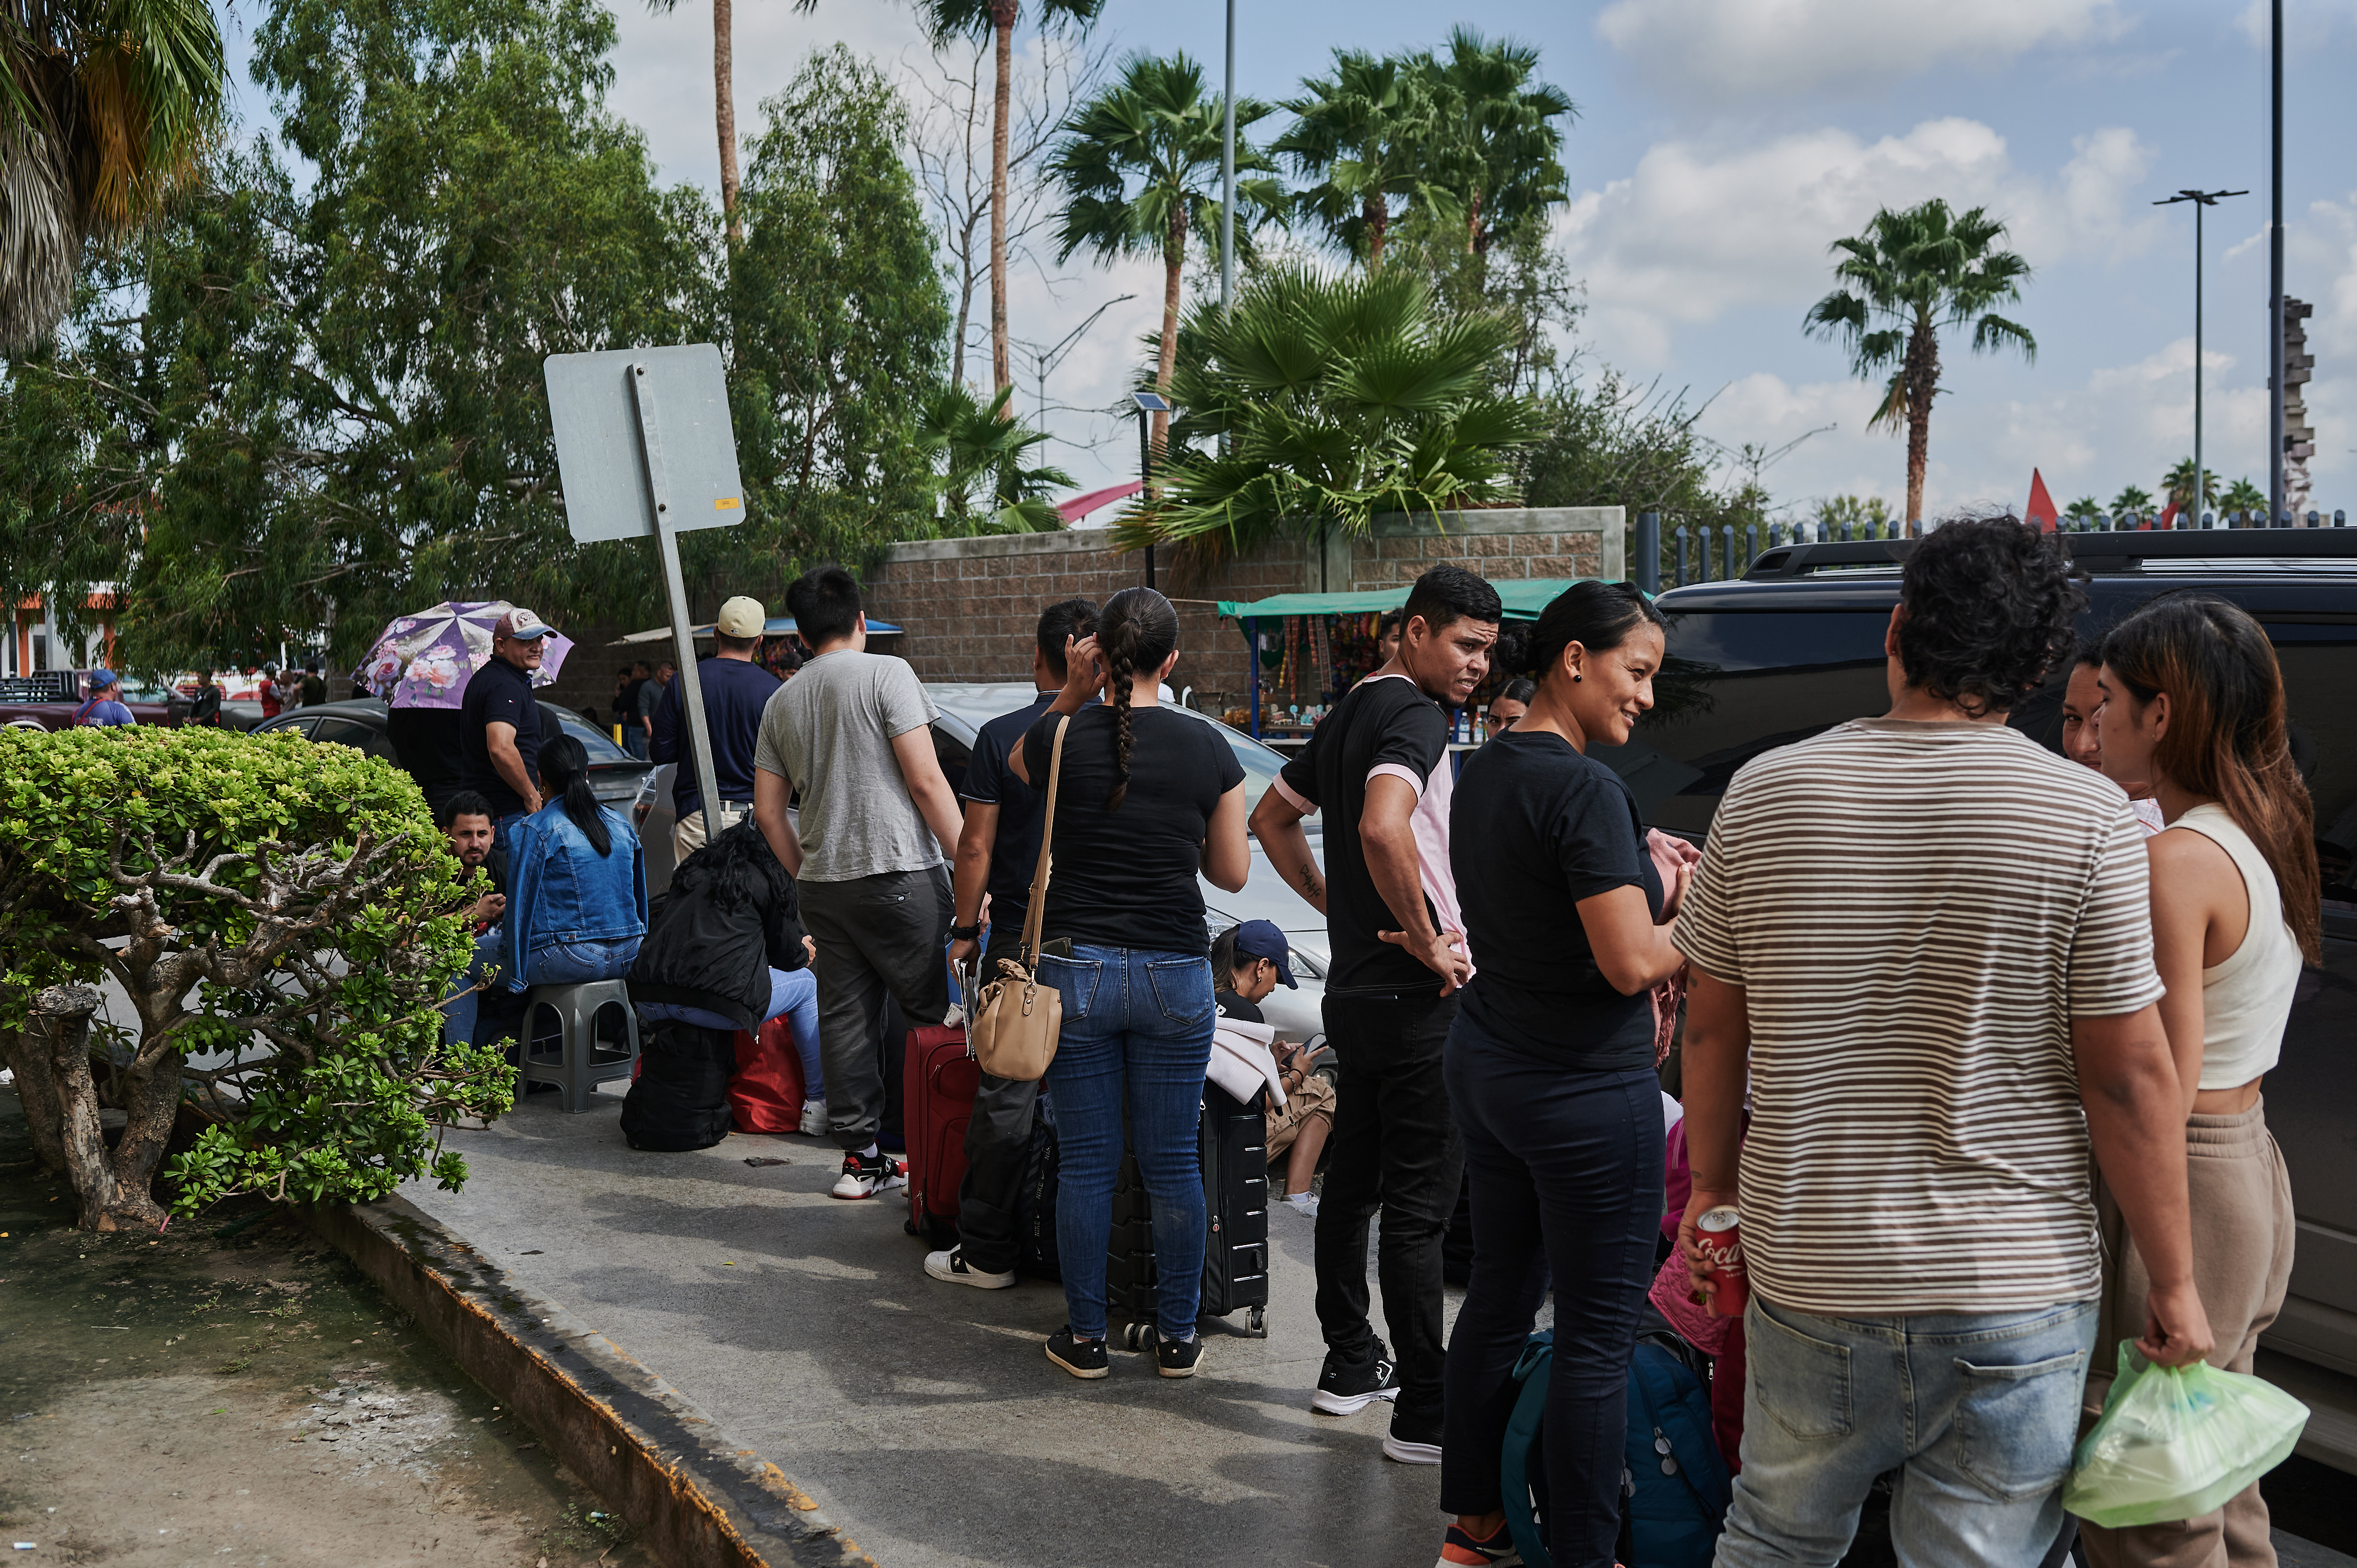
544;344;747;846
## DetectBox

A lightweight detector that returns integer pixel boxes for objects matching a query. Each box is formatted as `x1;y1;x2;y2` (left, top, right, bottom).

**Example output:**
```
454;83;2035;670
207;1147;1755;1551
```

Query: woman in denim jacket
503;734;648;990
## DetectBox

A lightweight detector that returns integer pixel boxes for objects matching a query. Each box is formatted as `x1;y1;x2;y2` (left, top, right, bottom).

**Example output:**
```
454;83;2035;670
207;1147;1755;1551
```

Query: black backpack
619;1020;734;1152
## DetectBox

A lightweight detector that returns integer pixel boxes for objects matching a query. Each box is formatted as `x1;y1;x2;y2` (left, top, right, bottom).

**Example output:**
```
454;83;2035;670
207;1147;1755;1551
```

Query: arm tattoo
1295;860;1325;899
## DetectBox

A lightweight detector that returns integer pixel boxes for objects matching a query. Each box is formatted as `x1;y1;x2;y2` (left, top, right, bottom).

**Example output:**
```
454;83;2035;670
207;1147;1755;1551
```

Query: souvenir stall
1216;580;1592;746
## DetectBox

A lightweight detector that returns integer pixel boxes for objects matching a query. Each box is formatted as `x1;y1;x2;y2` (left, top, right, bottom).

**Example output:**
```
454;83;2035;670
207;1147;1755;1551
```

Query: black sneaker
1383;1403;1442;1465
1312;1339;1402;1415
1045;1326;1109;1380
1135;1326;1204;1379
828;1150;906;1200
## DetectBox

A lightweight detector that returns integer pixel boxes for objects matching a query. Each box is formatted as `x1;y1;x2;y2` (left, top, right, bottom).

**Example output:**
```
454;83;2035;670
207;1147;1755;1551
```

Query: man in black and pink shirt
1250;563;1501;1467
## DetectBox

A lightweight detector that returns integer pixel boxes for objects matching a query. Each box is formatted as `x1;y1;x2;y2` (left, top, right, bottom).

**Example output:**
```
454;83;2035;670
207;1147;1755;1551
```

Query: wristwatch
949;922;981;942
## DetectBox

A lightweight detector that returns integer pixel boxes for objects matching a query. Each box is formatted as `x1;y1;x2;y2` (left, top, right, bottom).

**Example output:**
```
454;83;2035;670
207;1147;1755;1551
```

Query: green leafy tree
2110;484;2155;516
1274;50;1453;272
920;382;1074;533
721;45;952;574
2065;494;2105;523
1420;27;1574;266
1815;494;1893;533
1803;198;2035;528
0;0;226;346
0;728;509;1231
1122;262;1544;563
2162;456;2225;516
1049;51;1285;456
2218;477;2267;516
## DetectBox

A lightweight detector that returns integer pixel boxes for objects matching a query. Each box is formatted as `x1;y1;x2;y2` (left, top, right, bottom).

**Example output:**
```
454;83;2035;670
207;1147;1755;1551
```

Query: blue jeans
1039;944;1216;1342
1440;1008;1662;1554
441;928;505;1047
636;968;824;1097
521;936;641;988
1718;1295;2098;1567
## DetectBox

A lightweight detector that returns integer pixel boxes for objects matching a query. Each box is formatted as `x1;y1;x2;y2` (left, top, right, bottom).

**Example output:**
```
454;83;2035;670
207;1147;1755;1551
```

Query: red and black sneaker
1434;1519;1521;1567
828;1149;905;1200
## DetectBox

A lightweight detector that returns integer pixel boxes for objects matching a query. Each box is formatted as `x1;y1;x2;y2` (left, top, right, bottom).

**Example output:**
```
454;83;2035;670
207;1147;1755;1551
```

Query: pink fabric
1662;1114;1692;1244
1272;772;1315;816
1649;1249;1732;1356
1361;674;1468;970
1366;762;1425;794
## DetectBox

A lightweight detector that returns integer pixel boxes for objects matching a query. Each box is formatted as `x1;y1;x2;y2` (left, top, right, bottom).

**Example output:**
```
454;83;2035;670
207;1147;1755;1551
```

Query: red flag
2025;468;2058;531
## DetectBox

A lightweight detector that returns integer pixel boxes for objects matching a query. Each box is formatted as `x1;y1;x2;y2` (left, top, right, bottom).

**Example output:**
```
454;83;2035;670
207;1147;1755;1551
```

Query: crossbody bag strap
1017;714;1069;969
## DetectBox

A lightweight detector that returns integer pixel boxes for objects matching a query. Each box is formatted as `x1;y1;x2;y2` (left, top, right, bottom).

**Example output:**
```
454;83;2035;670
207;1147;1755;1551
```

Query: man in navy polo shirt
460;607;554;846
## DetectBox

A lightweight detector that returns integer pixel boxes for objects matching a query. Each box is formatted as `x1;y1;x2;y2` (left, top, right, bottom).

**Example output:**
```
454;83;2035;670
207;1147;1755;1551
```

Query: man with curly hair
1671;516;2212;1564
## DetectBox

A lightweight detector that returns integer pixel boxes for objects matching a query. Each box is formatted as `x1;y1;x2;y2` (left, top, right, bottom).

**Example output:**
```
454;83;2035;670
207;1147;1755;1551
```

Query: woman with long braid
1009;586;1252;1379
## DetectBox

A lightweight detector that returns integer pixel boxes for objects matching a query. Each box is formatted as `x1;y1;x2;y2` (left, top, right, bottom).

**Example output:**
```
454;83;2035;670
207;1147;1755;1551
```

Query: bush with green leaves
0;726;513;1230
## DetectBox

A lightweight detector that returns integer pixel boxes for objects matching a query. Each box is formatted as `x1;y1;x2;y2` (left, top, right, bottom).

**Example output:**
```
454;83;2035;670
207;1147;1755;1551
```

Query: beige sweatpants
2079;1097;2297;1568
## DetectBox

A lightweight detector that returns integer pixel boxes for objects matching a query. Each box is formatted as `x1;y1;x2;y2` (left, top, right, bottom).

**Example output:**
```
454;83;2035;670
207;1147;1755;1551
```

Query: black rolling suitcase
1105;1082;1271;1341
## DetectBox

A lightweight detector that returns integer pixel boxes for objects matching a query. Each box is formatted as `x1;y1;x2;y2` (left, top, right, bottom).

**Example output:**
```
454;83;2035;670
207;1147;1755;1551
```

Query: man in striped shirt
1673;516;2213;1565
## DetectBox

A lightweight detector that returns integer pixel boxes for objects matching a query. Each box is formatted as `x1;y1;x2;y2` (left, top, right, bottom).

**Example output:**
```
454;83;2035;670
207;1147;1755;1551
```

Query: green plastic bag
2063;1341;2309;1528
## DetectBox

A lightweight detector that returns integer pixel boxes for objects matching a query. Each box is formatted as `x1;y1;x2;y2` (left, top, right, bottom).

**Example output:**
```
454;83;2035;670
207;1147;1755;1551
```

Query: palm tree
1274;51;1452;271
1049;52;1285;457
2161;456;2224;517
0;0;224;348
2065;494;2105;524
2110;484;2154;517
655;0;750;242
2218;477;2266;516
1803;199;2035;529
1423;28;1574;264
920;381;1075;533
1121;262;1546;564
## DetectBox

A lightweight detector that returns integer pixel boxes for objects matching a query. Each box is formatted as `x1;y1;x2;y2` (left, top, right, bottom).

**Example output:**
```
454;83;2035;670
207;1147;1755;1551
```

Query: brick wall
1348;507;1625;586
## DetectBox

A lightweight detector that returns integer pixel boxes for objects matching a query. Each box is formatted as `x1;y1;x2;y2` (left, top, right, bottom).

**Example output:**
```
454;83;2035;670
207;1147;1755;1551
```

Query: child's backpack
1498;1313;1732;1568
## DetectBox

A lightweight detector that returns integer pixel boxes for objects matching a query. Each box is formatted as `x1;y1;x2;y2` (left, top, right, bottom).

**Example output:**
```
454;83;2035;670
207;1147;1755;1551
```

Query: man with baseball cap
652;595;783;866
460;607;556;845
72;668;137;728
1211;919;1333;1221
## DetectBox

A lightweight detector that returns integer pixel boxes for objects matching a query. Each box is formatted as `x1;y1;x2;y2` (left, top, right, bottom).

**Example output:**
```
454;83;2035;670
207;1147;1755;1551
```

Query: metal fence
1628;507;2353;592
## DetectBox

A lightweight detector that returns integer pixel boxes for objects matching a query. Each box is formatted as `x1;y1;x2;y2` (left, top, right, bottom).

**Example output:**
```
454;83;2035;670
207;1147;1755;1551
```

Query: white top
2169;803;2302;1090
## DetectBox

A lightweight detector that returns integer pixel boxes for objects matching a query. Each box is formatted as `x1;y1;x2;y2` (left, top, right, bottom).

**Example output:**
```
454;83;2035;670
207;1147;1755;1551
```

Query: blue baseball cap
1232;919;1298;989
88;668;120;690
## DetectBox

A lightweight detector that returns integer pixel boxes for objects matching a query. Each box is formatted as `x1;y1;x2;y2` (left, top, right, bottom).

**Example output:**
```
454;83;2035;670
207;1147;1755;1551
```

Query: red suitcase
903;1024;978;1249
728;1016;805;1135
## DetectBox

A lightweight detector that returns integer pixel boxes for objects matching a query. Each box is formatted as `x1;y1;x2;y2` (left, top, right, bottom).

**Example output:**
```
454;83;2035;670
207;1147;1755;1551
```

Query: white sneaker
925;1246;1015;1290
798;1098;828;1137
828;1150;906;1200
1282;1191;1319;1219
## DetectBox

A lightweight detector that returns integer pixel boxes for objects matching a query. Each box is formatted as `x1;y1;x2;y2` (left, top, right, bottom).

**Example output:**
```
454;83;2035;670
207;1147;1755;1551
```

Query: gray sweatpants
800;866;952;1152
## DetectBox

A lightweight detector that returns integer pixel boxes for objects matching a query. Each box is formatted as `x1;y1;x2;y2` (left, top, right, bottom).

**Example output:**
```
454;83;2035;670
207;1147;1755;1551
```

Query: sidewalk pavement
402;1084;1465;1568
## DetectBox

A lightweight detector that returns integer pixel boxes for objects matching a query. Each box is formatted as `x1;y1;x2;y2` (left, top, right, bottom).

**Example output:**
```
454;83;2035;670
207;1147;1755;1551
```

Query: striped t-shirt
1672;717;2164;1315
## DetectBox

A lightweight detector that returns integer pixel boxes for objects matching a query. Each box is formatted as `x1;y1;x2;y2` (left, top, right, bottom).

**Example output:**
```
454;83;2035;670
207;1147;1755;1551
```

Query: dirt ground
0;1085;658;1568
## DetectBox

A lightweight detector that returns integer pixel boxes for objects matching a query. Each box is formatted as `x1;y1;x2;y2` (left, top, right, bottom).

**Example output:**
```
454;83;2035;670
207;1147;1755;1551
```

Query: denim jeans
441;929;505;1047
636;966;824;1098
523;936;641;987
1316;988;1463;1416
1439;1007;1663;1558
1718;1295;2098;1567
1039;943;1216;1342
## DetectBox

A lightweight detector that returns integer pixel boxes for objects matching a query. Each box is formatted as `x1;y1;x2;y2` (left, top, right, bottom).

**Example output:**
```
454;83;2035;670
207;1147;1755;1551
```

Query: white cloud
1557;118;2159;369
1595;0;2127;98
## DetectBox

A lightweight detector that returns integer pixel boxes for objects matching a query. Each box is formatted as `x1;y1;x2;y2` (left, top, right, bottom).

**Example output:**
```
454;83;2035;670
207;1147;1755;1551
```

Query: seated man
438;791;509;1047
1214;920;1333;1220
628;818;823;1129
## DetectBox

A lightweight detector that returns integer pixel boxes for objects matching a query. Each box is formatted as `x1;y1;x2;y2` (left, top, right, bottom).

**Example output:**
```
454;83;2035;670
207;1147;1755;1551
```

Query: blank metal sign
543;343;747;544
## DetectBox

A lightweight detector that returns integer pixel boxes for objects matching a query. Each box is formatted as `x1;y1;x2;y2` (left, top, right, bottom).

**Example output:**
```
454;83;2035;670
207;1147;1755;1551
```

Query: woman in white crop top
2085;595;2321;1568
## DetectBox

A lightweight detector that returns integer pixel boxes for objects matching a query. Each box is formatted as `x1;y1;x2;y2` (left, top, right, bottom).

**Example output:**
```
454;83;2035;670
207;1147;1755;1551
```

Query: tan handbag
969;714;1068;1081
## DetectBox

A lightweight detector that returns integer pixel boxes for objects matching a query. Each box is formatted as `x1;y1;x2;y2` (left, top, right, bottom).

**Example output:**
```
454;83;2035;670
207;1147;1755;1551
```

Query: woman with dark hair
1484;676;1536;739
1432;580;1691;1568
2083;596;2315;1567
503;734;648;991
1008;586;1252;1379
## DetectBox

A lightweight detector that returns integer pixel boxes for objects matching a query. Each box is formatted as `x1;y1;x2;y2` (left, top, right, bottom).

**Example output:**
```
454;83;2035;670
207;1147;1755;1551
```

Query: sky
214;0;2357;523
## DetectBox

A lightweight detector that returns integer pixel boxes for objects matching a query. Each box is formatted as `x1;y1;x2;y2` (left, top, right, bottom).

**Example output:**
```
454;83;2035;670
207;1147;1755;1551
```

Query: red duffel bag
728;1015;805;1135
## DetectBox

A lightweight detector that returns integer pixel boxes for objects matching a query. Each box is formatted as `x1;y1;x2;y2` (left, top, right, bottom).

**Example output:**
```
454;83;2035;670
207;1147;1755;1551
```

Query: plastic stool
520;979;639;1113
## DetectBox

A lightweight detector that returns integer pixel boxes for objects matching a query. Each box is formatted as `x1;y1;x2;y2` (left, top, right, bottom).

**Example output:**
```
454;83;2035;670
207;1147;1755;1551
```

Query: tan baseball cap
714;596;766;639
494;607;556;640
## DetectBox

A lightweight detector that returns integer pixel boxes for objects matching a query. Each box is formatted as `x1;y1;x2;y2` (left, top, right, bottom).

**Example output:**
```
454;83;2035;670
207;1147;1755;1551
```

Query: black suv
1610;529;2357;1465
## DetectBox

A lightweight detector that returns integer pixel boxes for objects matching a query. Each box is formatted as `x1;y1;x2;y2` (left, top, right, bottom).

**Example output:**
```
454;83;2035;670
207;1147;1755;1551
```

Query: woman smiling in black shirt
1432;581;1691;1568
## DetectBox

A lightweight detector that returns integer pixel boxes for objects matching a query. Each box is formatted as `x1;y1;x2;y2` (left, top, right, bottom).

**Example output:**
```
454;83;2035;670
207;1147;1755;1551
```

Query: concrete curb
297;1193;877;1568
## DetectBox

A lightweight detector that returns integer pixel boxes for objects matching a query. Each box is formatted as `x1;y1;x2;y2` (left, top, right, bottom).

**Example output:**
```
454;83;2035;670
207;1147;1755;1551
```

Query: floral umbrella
359;600;575;711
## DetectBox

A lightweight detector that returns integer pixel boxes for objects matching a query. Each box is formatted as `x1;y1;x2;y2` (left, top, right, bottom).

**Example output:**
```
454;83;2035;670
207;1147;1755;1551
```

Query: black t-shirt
388;707;468;795
1450;729;1661;1070
619;677;648;725
460;658;543;817
1018;704;1244;955
1214;988;1265;1024
961;691;1062;935
1276;674;1450;992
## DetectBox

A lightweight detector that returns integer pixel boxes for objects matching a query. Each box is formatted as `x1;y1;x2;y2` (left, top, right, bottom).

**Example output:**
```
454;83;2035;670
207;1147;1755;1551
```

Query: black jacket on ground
626;821;808;1033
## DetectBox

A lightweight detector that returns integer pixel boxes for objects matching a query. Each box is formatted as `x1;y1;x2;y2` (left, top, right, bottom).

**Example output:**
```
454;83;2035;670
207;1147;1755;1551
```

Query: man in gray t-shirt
753;567;963;1198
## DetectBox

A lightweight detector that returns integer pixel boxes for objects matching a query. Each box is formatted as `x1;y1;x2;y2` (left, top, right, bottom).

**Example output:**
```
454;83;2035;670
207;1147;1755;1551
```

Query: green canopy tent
1219;579;1593;739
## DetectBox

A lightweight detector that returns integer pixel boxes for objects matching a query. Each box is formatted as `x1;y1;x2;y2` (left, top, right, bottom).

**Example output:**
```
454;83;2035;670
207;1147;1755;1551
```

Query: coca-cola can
1695;1205;1749;1318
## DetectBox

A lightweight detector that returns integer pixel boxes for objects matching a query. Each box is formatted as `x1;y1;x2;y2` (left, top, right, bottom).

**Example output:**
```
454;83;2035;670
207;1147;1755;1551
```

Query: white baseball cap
714;596;766;639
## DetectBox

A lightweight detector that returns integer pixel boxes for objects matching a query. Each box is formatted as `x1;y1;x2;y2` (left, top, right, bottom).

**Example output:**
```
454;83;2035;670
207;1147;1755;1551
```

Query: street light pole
2155;187;2246;523
1220;0;1235;318
1132;390;1173;588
